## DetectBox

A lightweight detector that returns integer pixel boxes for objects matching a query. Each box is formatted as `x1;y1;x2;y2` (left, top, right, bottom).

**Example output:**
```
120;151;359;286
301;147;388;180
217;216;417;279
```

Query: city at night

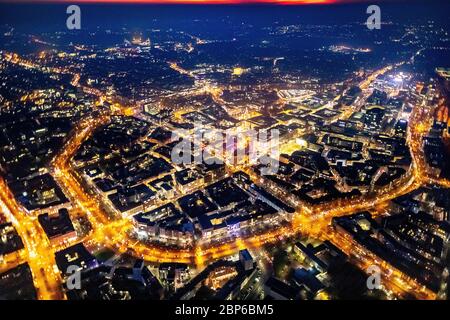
0;0;449;315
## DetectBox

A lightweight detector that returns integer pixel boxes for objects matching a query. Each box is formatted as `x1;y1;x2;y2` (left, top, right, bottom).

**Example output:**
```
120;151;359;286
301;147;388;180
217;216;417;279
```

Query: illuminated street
0;1;449;303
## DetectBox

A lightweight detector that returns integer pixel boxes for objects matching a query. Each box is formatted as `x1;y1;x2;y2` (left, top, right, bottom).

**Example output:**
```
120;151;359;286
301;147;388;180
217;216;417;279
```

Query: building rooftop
38;208;75;240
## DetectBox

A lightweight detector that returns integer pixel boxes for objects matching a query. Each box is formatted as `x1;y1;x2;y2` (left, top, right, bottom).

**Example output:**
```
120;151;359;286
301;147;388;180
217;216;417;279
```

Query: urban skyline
0;0;449;306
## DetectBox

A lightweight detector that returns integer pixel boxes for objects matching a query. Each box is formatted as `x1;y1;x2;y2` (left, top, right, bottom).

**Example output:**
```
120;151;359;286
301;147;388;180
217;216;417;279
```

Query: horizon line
0;0;390;5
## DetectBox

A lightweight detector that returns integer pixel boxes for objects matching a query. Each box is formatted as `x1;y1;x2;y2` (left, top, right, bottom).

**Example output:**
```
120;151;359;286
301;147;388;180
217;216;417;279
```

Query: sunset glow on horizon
0;0;369;5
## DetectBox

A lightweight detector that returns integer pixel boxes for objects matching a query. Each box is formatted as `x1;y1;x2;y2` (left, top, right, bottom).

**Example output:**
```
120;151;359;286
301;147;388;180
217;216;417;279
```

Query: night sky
0;0;412;4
